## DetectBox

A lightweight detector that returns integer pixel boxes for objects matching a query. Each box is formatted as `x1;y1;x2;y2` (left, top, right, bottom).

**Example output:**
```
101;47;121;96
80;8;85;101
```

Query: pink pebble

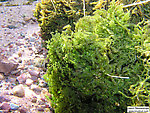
0;102;11;111
17;73;30;84
18;36;24;39
25;79;33;86
28;70;40;77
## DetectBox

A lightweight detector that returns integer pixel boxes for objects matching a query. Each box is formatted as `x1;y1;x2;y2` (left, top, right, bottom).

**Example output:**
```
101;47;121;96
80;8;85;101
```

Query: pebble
31;76;38;82
45;108;52;113
18;36;24;39
28;69;40;77
30;84;41;92
28;47;32;50
37;108;44;112
25;79;33;86
24;87;37;98
18;51;22;57
30;37;35;42
23;17;31;22
17;73;30;84
0;58;19;75
10;103;19;110
7;25;17;29
40;98;46;102
16;42;24;46
38;78;47;87
17;65;25;70
41;88;51;98
0;96;11;103
0;102;11;111
7;77;16;84
12;84;25;97
19;107;27;113
31;96;37;103
37;99;45;105
11;69;21;75
0;73;4;80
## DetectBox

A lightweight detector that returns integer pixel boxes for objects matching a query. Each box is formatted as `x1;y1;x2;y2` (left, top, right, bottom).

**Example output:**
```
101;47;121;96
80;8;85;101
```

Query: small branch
51;0;57;12
83;0;86;16
123;0;150;8
107;74;130;79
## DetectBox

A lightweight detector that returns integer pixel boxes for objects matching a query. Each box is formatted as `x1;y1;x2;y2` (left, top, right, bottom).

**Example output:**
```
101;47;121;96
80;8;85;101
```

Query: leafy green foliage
93;0;150;24
128;2;150;24
44;0;150;112
118;0;150;24
34;0;97;40
119;22;150;106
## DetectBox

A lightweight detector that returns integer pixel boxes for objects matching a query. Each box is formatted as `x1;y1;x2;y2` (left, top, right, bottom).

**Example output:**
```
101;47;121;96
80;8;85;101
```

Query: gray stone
19;107;27;113
0;102;11;111
11;69;21;75
28;69;40;77
17;73;30;84
12;84;25;97
0;96;11;103
31;76;38;83
10;103;19;110
0;56;18;75
30;84;41;92
37;108;44;112
25;79;33;86
7;25;17;29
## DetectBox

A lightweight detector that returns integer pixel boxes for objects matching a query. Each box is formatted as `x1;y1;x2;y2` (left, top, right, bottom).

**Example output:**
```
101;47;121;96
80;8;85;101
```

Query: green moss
34;0;97;40
44;1;149;112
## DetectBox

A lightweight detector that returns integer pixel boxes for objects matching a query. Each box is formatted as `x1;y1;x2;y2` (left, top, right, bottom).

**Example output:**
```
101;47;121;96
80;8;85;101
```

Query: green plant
94;0;150;24
34;0;97;40
127;1;150;24
119;21;150;106
44;0;149;112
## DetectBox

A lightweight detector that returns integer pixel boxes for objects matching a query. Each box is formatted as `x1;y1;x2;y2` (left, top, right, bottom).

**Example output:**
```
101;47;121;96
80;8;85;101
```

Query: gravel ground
0;1;53;113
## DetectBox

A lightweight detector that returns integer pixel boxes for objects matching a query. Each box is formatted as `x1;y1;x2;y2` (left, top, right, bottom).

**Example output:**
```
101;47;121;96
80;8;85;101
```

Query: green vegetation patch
44;0;150;113
34;0;97;40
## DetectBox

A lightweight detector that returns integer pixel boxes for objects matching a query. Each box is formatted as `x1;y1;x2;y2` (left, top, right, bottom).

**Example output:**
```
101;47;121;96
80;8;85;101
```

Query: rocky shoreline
0;1;53;113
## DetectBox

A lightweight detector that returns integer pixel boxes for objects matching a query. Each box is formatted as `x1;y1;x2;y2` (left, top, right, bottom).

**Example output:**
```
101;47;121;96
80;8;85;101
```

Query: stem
123;0;150;8
83;0;86;16
51;0;57;12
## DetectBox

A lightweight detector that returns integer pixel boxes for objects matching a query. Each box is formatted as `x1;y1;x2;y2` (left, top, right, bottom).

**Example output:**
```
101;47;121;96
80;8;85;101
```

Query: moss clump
121;0;150;24
94;0;150;24
44;0;149;113
34;0;97;40
119;21;150;106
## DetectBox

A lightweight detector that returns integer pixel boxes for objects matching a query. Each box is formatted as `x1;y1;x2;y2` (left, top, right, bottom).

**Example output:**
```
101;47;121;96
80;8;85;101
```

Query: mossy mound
44;1;149;112
34;0;97;40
